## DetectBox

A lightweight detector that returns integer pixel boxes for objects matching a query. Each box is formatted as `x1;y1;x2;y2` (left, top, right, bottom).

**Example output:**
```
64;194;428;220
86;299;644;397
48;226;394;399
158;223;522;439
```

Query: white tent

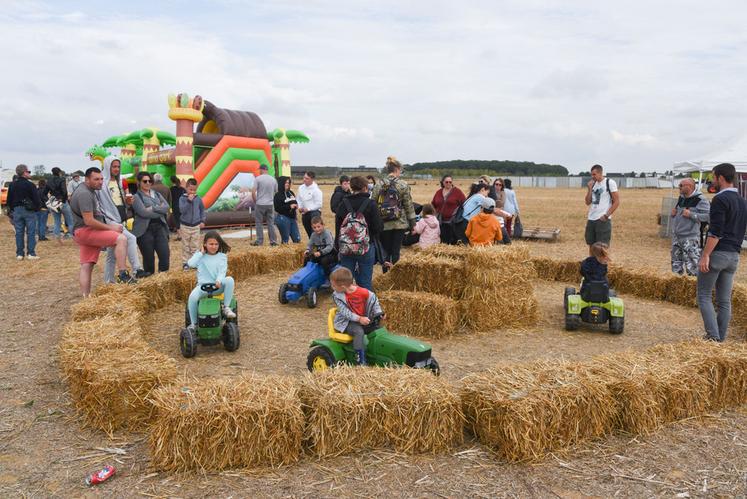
673;135;747;178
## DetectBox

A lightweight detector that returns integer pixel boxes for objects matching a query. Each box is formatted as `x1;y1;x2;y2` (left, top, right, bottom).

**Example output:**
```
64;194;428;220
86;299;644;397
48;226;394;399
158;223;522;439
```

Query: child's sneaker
182;264;190;271
222;305;236;319
26;255;40;260
117;270;138;285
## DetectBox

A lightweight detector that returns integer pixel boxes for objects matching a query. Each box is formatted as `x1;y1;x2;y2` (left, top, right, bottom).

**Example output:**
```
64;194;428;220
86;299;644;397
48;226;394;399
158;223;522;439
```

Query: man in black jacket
330;175;350;247
7;164;41;260
334;176;383;291
48;167;74;242
697;163;747;342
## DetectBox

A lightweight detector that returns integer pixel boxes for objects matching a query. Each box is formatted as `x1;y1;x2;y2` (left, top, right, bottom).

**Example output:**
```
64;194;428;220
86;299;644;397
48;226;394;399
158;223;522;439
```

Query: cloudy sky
1;0;746;174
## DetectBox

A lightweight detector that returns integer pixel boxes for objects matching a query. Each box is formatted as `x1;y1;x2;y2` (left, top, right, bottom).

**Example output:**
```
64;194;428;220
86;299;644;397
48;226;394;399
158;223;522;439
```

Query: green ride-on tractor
306;308;440;375
564;280;624;334
180;283;240;357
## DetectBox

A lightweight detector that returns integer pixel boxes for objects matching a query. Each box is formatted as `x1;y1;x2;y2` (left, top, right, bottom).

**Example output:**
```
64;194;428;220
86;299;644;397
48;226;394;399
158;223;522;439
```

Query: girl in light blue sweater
186;231;236;331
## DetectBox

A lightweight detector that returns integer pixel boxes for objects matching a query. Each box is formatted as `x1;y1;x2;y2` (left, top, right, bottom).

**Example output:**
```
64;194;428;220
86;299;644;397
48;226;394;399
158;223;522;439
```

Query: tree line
405;160;569;177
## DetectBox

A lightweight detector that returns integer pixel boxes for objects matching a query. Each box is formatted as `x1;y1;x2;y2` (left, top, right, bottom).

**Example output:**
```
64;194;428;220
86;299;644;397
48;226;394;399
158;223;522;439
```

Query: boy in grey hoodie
669;178;710;276
98;155;145;281
305;216;336;274
330;267;383;365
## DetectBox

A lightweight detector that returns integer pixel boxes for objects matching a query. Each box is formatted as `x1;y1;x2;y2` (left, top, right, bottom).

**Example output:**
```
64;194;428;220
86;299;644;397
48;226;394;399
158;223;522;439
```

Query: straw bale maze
59;244;747;471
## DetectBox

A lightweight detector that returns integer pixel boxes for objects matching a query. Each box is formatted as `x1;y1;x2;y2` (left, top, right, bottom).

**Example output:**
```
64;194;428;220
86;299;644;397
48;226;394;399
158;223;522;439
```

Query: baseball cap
259;164;268;171
481;197;496;210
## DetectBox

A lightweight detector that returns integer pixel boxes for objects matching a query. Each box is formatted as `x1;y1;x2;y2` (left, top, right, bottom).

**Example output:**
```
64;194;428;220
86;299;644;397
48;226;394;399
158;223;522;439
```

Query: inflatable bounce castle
86;93;309;226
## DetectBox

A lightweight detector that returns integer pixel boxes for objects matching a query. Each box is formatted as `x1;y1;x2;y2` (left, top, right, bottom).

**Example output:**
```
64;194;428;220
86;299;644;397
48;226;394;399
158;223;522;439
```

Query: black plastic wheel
278;283;289;304
565;314;581;331
306;287;318;308
429;358;440;376
180;327;198;358
609;316;624;334
563;287;575;311
223;322;240;351
307;346;336;372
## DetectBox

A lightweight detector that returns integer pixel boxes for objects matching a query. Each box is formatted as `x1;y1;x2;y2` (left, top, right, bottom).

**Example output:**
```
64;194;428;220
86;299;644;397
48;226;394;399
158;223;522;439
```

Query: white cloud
1;1;747;172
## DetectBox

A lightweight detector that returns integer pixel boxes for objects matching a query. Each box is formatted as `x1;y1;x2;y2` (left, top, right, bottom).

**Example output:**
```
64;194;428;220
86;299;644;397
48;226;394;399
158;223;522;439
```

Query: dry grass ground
1;184;746;497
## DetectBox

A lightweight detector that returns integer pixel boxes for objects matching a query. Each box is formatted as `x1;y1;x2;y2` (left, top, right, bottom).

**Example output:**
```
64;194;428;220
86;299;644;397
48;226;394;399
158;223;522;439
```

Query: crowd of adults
6;156;747;343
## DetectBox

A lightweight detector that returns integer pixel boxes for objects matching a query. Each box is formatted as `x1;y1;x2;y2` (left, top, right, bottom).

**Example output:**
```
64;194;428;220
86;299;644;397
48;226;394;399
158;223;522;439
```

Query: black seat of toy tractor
580;280;610;303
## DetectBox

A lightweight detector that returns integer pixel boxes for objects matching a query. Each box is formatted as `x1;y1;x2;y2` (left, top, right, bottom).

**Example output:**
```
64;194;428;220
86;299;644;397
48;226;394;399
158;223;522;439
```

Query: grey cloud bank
1;0;747;174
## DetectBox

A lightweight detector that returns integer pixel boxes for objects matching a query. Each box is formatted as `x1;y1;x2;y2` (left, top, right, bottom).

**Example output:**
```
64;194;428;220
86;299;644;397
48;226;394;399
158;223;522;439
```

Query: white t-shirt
587;178;618;221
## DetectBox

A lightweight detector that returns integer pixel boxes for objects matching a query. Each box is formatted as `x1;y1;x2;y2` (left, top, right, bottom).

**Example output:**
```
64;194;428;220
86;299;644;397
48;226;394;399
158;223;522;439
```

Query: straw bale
461;360;616;462
70;347;177;434
59;315;148;403
378;290;460;338
376;254;465;299
70;289;150;321
301;366;463;457
607;266;671;300
531;257;581;283
420;243;472;260
730;284;747;341
663;274;698;308
149;375;303;471
645;341;747;410
460;247;539;330
229;244;305;280
133;271;196;311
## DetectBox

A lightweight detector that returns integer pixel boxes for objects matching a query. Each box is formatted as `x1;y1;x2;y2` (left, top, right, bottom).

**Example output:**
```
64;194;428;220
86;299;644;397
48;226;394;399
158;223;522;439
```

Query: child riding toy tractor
180;283;240;357
306;308;440;374
564;280;624;334
278;261;334;308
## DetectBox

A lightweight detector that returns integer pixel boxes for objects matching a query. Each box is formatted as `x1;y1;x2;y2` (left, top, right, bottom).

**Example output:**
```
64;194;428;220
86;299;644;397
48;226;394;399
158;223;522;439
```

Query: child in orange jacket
465;197;503;246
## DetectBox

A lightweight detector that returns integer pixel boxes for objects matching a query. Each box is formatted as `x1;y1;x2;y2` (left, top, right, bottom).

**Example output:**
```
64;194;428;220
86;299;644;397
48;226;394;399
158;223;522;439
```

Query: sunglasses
141;179;152;184
495;182;502;186
443;180;453;184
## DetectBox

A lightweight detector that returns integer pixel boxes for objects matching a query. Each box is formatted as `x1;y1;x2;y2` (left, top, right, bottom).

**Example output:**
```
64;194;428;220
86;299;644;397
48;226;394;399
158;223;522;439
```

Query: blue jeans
36;210;49;239
275;214;301;243
13;207;37;257
52;203;74;238
697;251;740;342
339;246;375;291
188;277;235;326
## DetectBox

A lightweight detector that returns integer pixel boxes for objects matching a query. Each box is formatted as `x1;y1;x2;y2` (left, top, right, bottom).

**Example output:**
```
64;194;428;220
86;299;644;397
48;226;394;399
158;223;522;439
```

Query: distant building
290;165;380;178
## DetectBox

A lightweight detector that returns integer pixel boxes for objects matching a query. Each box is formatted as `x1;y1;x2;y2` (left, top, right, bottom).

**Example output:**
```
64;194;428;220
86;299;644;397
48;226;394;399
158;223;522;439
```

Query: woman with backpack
370;156;416;272
334;176;383;291
431;174;465;244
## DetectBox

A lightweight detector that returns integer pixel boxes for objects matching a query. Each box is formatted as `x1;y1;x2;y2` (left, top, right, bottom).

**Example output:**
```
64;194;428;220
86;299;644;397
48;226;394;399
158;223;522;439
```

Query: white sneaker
26;255;40;260
16;255;23;261
223;306;236;319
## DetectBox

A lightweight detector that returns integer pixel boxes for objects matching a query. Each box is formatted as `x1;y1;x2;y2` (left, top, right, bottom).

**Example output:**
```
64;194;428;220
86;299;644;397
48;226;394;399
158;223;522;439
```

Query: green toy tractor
306;308;440;375
180;283;239;357
564;280;624;334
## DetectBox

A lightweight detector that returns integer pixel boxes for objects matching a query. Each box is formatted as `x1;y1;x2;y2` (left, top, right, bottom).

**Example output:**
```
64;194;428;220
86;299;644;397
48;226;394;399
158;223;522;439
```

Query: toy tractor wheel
609;316;624;334
278;283;289;304
307;346;336;372
563;287;575;309
223;322;240;351
565;314;580;331
429;358;440;376
180;327;198;358
306;287;318;308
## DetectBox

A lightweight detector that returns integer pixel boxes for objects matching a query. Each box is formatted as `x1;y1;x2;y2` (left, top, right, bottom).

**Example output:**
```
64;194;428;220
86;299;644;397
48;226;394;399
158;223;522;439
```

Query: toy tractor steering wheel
200;283;220;294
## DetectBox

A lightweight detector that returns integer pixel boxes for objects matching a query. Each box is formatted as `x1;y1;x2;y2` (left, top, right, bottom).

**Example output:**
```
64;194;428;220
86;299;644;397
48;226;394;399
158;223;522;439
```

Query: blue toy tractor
306;308;440;375
278;261;333;308
564;280;624;334
180;283;240;357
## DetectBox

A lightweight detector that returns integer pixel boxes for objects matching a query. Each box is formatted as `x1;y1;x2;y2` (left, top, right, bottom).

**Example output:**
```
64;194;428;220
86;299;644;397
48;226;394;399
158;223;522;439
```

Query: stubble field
1;182;745;497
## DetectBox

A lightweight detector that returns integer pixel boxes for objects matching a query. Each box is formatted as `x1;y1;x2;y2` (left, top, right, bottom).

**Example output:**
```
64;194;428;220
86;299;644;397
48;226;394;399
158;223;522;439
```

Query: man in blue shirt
697;163;747;342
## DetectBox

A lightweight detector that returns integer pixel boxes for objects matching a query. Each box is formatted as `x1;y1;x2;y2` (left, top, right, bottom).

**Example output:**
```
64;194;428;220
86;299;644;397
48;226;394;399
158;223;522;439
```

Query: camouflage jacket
371;175;416;231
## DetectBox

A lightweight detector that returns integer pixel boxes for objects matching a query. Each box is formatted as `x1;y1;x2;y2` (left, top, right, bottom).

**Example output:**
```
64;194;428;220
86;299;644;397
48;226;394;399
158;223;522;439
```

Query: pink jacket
413;214;441;248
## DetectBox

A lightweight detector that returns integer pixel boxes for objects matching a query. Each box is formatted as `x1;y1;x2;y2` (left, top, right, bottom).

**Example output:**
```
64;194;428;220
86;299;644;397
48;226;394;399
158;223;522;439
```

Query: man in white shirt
297;170;323;237
584;164;620;247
